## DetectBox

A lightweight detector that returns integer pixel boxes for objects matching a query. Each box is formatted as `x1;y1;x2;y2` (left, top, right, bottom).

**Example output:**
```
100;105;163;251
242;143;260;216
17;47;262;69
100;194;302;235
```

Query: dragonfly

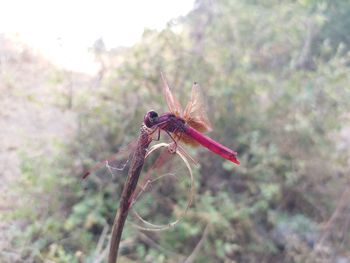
83;74;239;179
143;73;240;165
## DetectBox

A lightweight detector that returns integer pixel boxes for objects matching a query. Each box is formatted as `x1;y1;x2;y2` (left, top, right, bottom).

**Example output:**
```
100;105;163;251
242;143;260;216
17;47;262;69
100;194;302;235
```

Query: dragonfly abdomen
185;126;240;164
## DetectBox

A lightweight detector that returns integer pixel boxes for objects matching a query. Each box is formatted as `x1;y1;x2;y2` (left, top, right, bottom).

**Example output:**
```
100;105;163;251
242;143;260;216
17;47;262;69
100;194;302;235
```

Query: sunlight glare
0;0;194;73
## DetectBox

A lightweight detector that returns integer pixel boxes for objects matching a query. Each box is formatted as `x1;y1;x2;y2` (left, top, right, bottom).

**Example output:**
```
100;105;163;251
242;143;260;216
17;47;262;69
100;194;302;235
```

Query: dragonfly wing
183;82;213;133
82;139;139;179
161;72;183;117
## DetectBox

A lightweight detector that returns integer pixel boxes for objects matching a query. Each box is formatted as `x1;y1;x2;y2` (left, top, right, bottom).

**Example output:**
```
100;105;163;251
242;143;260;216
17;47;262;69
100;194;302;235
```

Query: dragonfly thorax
144;111;186;133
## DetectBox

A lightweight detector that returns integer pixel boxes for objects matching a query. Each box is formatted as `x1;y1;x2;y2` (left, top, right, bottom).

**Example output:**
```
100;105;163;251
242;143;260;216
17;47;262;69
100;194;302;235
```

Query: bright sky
0;0;194;73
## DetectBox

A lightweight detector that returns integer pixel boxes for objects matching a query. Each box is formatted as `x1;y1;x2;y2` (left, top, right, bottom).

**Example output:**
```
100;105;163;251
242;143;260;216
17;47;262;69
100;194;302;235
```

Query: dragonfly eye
144;110;159;128
149;110;158;119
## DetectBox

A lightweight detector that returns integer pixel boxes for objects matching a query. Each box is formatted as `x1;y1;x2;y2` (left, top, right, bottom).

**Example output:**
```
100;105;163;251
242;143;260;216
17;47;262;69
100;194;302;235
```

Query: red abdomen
184;126;240;165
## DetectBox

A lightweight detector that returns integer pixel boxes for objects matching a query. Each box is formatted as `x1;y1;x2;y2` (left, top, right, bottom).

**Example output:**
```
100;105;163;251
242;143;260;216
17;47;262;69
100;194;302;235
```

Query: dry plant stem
318;187;350;245
94;223;109;261
108;125;152;263
184;224;210;263
138;232;186;261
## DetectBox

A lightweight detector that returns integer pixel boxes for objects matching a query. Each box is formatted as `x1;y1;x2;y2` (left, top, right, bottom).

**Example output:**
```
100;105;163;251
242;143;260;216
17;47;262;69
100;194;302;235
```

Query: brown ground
0;35;92;259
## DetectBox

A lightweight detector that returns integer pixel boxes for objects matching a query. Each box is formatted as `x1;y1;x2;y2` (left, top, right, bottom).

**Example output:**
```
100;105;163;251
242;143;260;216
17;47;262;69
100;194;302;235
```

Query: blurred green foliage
5;0;350;262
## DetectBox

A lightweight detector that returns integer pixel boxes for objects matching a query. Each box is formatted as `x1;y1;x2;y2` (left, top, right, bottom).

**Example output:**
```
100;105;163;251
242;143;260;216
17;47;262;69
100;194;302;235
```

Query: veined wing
183;82;212;133
161;72;183;117
82;140;138;179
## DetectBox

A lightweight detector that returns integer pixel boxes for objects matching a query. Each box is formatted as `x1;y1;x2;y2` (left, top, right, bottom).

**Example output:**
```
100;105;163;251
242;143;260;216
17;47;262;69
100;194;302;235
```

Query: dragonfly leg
164;130;180;154
148;120;170;142
148;119;179;152
149;120;184;154
153;128;161;141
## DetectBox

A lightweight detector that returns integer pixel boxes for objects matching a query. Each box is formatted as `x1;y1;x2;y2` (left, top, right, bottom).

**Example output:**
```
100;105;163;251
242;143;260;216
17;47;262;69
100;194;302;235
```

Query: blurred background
1;0;350;262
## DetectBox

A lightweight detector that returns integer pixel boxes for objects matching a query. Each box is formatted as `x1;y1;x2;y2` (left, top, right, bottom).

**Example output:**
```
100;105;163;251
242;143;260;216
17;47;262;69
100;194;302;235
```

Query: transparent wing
183;82;212;133
82;128;161;179
161;72;183;117
82;140;138;179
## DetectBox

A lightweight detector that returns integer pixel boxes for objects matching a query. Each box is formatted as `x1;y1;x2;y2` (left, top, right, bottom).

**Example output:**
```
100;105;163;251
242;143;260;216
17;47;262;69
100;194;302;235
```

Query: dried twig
108;125;152;263
318;187;350;245
93;246;108;263
295;19;319;70
184;224;210;263
93;223;109;262
138;232;186;261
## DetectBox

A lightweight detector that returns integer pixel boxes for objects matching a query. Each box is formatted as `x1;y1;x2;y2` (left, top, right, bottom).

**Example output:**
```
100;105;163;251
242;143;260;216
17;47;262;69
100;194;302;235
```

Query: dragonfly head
144;110;159;128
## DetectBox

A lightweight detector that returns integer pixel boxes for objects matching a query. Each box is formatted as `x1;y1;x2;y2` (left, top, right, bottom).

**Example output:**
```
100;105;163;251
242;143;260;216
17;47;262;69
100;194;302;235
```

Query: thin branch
138;232;186;261
93;246;108;263
93;223;109;262
94;237;136;263
184;224;210;263
108;125;152;263
295;19;319;70
318;187;350;245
